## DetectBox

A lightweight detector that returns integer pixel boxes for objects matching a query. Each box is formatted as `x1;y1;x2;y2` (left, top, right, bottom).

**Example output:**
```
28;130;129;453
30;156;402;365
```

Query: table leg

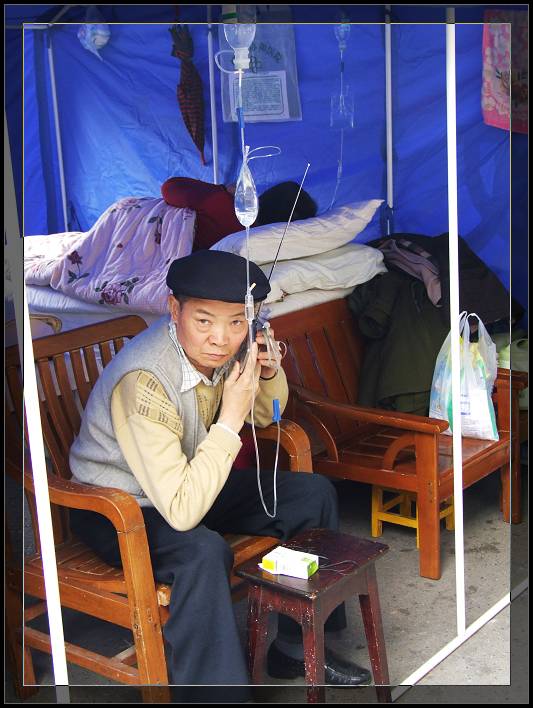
301;603;325;703
359;565;392;703
247;584;270;684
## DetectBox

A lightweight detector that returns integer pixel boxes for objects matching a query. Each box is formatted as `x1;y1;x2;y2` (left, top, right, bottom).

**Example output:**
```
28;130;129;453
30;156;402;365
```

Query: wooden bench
270;298;527;580
5;316;312;698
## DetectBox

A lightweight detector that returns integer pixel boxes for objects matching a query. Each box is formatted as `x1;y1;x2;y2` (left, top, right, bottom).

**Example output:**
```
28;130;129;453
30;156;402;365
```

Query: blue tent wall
23;28;66;234
392;24;511;290
10;6;528;320
22;23;386;235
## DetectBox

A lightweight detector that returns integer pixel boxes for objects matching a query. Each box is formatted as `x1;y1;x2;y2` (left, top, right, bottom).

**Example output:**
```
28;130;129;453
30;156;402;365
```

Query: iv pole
385;5;394;235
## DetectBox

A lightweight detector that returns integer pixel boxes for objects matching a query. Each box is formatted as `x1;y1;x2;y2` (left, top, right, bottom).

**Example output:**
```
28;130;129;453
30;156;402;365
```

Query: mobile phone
237;320;258;370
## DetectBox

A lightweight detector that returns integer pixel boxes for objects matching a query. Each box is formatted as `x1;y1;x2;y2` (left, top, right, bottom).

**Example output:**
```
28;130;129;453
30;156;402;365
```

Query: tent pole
4;112;71;699
385;6;393;235
445;7;467;638
207;8;219;184
46;27;69;231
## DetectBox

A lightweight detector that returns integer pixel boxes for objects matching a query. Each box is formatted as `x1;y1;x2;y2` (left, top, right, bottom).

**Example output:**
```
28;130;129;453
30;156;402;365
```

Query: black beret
166;250;271;302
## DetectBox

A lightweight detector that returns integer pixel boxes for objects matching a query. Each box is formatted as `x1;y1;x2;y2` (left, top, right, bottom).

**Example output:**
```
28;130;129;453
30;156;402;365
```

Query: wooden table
235;528;392;703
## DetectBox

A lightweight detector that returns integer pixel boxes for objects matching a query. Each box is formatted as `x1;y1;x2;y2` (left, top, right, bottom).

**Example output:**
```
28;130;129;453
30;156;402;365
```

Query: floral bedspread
24;197;195;314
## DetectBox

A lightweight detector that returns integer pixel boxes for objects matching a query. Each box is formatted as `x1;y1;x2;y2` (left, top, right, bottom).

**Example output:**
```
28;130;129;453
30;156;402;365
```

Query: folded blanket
24;197;195;314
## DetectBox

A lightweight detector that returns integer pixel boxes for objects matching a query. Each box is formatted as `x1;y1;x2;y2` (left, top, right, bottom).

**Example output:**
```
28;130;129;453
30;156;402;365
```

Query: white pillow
261;243;387;304
262;288;356;320
211;199;383;265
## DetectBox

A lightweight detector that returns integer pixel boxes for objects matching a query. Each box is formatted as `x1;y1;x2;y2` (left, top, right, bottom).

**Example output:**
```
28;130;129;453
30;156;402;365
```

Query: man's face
168;296;248;377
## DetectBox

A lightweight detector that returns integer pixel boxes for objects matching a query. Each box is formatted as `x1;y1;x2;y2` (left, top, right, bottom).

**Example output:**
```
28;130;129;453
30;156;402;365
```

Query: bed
18;196;387;339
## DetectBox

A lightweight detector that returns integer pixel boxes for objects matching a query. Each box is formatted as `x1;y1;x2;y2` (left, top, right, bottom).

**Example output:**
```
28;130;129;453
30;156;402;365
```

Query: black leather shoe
267;642;372;686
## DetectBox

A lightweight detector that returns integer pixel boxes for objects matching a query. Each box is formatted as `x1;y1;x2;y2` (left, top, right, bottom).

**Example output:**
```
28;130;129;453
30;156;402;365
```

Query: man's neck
173;323;215;379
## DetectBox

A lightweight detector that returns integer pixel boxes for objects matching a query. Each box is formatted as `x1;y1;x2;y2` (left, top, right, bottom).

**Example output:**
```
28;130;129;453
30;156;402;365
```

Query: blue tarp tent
6;4;528;321
3;5;528;694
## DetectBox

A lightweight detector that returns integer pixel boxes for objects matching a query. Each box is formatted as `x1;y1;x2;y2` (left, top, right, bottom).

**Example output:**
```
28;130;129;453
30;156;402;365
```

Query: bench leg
301;604;325;703
247;585;270;684
417;484;441;580
359;565;391;703
371;487;383;538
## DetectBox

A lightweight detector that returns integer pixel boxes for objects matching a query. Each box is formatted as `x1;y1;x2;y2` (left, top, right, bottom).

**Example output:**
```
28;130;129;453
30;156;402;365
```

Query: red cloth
169;25;206;164
161;177;243;250
232;435;256;471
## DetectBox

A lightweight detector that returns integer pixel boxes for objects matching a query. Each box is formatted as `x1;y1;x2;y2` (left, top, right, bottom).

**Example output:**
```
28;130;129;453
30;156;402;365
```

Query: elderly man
68;250;370;694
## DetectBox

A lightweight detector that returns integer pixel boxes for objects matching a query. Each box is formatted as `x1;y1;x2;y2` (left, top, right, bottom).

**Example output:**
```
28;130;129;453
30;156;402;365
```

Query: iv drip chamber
234;152;259;227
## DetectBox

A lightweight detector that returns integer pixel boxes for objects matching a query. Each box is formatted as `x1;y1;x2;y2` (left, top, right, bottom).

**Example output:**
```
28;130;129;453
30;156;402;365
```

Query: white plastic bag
77;7;111;61
429;311;499;441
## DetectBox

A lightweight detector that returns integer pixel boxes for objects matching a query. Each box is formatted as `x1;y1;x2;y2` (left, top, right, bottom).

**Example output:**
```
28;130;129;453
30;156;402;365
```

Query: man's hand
256;326;283;380
218;343;260;434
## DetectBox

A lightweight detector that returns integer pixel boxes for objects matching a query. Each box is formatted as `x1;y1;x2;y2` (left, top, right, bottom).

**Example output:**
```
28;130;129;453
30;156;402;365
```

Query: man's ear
168;295;181;322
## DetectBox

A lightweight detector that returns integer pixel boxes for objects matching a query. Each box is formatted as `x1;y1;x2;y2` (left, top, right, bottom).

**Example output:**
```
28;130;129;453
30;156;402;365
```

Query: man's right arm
111;371;242;531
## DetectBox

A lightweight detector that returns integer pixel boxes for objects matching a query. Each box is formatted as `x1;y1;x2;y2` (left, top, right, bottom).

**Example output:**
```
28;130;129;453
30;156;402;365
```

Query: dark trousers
70;468;345;688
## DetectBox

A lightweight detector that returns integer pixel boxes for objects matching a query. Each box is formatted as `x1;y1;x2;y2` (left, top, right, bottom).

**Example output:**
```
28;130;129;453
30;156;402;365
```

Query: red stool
235;528;392;703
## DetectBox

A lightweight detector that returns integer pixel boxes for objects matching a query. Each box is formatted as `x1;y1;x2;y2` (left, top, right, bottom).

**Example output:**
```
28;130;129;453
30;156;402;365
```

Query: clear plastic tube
329;23;353;211
214;49;238;75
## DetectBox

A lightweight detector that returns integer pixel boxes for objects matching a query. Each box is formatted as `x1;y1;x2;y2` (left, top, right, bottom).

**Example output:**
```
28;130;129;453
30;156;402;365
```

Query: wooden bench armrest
495;368;528;390
254;419;313;472
23;461;145;534
290;384;449;434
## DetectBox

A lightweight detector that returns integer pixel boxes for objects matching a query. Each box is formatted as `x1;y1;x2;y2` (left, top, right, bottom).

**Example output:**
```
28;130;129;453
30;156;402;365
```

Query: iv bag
234;157;258;227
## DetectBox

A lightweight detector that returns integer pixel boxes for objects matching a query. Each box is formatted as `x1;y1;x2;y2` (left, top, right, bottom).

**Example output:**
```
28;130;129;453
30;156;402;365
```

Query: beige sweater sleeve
111;371;242;532
246;367;289;428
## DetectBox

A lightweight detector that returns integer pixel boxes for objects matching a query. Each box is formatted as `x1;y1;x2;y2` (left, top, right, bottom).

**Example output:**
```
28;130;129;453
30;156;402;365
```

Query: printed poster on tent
219;24;302;123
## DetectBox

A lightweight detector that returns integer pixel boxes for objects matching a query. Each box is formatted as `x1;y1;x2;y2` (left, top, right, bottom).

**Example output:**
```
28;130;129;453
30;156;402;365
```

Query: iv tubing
229;51;282;518
238;70;245;156
329;128;344;211
329;40;347;210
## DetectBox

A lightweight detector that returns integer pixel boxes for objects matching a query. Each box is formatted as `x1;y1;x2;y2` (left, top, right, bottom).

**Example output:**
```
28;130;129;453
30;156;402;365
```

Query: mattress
26;284;160;332
16;284;355;340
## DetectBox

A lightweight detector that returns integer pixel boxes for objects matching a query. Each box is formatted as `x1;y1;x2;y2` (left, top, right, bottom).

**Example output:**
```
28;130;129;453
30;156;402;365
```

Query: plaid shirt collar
168;319;232;393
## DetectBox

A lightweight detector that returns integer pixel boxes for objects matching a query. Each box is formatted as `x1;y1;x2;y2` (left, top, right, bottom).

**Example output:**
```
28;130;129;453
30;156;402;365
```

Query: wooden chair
5;315;312;698
270;298;527;580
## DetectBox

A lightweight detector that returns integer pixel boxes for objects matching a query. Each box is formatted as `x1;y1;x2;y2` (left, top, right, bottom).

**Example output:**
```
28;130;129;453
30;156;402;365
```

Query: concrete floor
5;462;528;704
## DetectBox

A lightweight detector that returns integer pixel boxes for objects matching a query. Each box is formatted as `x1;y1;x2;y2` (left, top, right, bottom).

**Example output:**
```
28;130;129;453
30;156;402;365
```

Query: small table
235;528;392;703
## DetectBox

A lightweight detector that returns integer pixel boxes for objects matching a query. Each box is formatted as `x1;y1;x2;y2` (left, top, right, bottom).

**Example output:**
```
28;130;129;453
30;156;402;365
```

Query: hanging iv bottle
234;148;258;227
223;5;256;70
334;22;351;52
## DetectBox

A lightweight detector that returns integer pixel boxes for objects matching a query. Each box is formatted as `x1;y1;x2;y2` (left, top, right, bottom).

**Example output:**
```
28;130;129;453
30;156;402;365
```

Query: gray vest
69;316;207;506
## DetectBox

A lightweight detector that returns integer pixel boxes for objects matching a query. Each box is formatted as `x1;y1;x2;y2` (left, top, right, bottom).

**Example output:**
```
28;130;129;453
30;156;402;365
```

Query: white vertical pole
385;6;394;235
207;8;220;184
4;112;70;696
46;27;69;231
445;7;467;637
